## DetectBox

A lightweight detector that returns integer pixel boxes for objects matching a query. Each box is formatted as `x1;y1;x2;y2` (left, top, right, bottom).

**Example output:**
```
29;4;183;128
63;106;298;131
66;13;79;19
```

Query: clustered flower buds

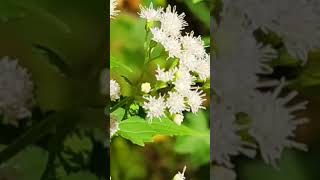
140;4;210;124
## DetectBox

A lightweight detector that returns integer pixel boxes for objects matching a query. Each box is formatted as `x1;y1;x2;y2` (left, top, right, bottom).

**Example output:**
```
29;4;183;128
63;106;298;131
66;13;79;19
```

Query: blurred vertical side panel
211;0;320;180
0;0;108;179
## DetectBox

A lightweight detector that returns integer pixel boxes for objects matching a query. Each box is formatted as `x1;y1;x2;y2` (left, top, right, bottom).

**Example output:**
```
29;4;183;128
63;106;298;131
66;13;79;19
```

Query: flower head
151;28;167;45
110;80;121;101
174;69;195;96
0;57;34;124
143;95;166;120
186;88;206;113
166;91;186;114
248;79;308;168
160;5;188;37
155;66;177;82
162;36;182;58
194;56;210;81
139;3;163;21
181;32;206;58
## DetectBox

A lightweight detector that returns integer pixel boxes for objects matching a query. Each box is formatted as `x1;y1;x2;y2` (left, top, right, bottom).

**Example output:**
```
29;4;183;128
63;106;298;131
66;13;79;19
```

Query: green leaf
0;0;70;33
174;111;210;166
110;56;133;73
111;108;126;121
0;145;48;180
34;44;72;77
118;116;207;146
118;116;156;146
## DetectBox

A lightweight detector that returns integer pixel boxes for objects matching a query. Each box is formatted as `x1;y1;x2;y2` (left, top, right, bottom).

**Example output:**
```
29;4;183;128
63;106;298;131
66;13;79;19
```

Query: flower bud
173;114;184;125
141;82;151;93
173;166;186;180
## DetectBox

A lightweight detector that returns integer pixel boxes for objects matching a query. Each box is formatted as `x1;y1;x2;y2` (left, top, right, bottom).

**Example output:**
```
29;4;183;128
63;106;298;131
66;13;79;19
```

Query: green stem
110;97;130;113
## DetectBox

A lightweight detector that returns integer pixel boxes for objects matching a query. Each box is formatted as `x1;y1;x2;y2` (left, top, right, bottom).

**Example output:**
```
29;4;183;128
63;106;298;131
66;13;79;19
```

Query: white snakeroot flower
139;3;163;21
162;36;182;58
143;95;166;120
110;0;119;18
155;66;177;82
248;79;309;168
166;91;186;114
173;114;184;125
173;166;186;180
110;116;120;138
186;88;206;113
181;32;206;58
194;56;210;81
174;69;195;96
0;57;34;123
160;5;188;37
151;28;167;45
212;104;256;168
178;52;198;72
110;80;121;101
141;82;151;93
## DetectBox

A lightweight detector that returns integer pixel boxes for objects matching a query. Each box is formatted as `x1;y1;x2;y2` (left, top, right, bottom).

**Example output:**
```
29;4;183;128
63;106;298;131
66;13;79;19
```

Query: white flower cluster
0;57;34;125
139;4;210;124
110;79;120;101
212;4;310;178
223;0;320;63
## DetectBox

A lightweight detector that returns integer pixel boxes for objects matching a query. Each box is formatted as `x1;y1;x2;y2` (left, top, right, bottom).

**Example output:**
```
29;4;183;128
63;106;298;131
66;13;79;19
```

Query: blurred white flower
212;104;256;168
0;57;34;124
166;91;186;114
110;80;121;101
173;166;186;180
213;15;276;112
173;114;184;125
160;5;187;37
248;79;309;168
143;95;166;120
223;0;320;63
186;88;206;113
155;66;177;82
141;82;151;93
110;0;119;18
139;3;163;21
